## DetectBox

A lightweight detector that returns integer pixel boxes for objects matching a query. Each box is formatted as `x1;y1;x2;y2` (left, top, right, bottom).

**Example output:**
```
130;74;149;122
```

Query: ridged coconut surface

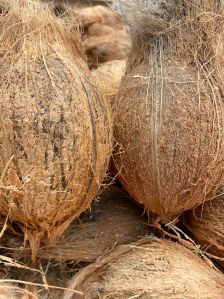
63;238;224;299
0;0;112;260
113;0;224;221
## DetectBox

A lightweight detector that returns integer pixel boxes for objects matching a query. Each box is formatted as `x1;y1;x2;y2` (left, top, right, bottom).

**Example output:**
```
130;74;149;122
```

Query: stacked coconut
73;4;130;100
0;0;224;298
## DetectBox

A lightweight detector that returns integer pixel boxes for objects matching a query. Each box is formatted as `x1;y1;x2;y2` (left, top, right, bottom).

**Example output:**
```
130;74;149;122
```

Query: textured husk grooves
0;0;112;261
186;194;224;260
7;186;150;263
112;0;224;222
63;238;224;299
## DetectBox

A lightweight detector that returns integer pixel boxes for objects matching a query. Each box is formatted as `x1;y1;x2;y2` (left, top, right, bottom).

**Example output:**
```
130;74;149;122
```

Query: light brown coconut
91;60;126;100
70;5;130;67
6;186;150;263
74;5;123;29
185;194;224;260
0;0;112;261
63;238;224;299
83;29;130;67
0;284;37;299
112;0;224;222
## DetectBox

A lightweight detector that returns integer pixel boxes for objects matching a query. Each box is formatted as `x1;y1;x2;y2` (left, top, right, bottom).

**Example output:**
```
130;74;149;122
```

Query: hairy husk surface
0;283;37;299
113;0;224;221
186;194;224;260
0;0;112;261
6;186;150;263
63;238;224;299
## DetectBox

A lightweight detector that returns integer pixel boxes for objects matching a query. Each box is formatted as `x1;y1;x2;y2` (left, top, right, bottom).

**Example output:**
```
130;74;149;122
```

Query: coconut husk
185;194;224;261
0;283;37;299
83;29;130;67
0;0;112;262
48;4;130;68
112;0;224;222
91;60;126;100
63;237;224;299
6;186;151;263
74;5;123;29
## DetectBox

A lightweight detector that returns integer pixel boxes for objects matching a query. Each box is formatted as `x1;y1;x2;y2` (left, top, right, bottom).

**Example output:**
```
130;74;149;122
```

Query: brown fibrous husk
185;194;224;260
83;28;130;67
0;0;112;261
0;283;37;299
74;5;123;29
112;0;224;222
6;186;151;263
63;237;224;299
73;5;130;67
91;60;126;100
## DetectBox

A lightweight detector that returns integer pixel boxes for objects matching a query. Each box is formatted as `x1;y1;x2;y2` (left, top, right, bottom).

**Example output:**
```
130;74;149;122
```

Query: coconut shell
91;60;126;100
112;0;224;222
0;0;112;261
185;195;224;260
63;238;224;299
6;186;151;263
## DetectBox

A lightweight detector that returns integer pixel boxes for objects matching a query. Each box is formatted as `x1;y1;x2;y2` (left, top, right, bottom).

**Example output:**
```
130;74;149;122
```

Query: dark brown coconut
63;238;224;299
186;194;224;260
112;0;224;222
0;0;112;261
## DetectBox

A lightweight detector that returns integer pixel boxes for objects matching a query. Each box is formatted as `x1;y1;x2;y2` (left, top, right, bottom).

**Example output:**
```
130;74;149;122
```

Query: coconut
185;194;224;260
112;0;224;222
91;60;126;100
74;5;123;29
0;284;37;299
6;186;150;263
0;0;112;261
83;29;130;67
63;238;224;299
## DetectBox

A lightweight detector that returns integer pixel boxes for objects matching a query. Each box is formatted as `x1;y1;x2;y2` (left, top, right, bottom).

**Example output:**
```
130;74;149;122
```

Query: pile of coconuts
1;0;224;297
62;0;224;297
0;0;112;262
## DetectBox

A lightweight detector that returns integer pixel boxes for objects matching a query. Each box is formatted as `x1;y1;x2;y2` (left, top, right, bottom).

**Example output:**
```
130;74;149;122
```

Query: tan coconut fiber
63;237;224;299
0;283;37;299
112;0;224;222
91;60;126;100
186;194;224;260
0;0;112;261
74;5;123;29
6;186;150;263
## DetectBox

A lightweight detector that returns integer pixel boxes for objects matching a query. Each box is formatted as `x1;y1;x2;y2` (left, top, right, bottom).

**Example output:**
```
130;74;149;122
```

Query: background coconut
73;4;130;68
91;60;126;100
112;0;224;222
63;238;224;299
185;194;224;261
0;283;37;299
0;0;112;261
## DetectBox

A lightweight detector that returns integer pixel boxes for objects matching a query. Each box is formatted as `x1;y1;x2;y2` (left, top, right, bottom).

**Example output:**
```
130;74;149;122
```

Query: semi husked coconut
112;0;224;221
63;238;224;299
0;0;112;261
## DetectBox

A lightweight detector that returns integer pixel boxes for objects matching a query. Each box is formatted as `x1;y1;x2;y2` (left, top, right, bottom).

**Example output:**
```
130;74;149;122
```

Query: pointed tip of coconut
111;0;175;33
